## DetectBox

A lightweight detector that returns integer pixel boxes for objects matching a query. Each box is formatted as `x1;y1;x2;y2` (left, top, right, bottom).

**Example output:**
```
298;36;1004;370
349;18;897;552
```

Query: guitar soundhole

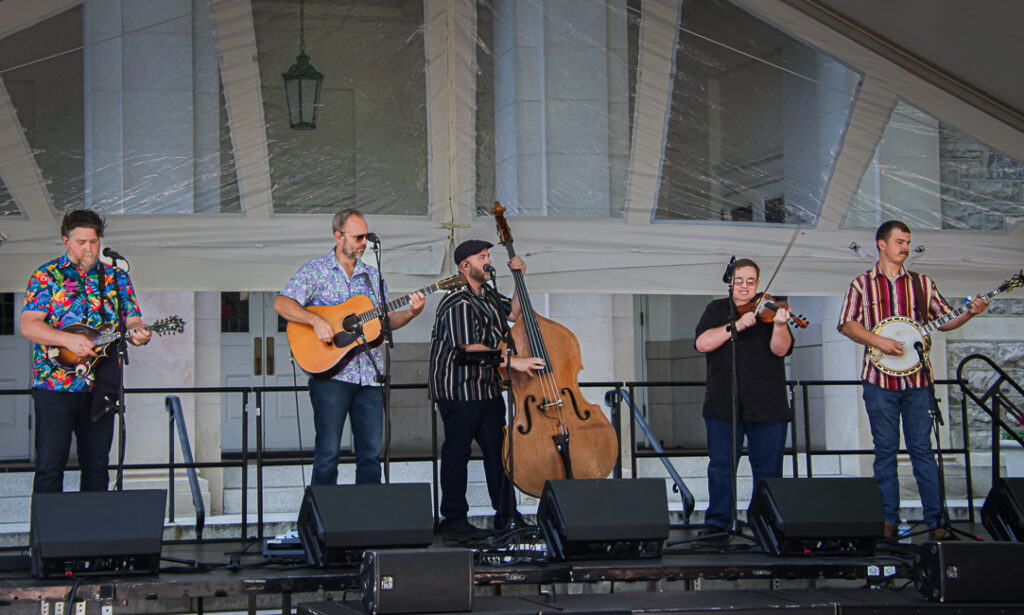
342;315;362;335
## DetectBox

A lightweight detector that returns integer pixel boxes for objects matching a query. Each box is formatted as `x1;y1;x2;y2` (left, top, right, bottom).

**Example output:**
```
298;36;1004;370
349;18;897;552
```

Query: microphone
102;247;126;262
914;341;925;355
365;233;380;244
483;264;496;279
722;255;736;284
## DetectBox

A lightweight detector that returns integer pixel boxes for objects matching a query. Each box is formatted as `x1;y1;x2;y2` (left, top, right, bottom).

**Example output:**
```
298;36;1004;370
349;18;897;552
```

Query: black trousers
31;388;114;493
437;397;515;528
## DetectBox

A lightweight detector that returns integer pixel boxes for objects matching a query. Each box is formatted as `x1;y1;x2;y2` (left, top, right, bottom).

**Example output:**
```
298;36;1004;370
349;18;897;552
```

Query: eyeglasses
734;278;758;287
342;233;368;242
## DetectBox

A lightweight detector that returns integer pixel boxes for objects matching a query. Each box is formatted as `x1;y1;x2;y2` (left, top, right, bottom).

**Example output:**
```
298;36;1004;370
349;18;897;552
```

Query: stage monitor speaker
915;541;1024;602
297;483;433;567
30;489;166;578
360;548;473;614
981;476;1024;542
537;478;668;561
747;477;883;556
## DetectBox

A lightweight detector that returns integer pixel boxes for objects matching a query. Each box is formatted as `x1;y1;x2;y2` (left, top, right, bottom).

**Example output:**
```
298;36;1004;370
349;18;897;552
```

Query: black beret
453;239;493;266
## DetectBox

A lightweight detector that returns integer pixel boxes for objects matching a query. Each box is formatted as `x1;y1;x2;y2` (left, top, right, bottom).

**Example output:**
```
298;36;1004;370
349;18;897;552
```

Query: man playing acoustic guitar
275;209;425;486
21;209;152;493
838;220;987;540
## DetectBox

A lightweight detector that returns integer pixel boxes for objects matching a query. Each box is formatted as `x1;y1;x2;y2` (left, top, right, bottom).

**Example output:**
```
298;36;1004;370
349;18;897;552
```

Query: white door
0;293;32;461
220;292;327;453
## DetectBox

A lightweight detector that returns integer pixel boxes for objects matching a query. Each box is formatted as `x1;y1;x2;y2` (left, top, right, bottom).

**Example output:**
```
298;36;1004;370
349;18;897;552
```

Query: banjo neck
921;285;1006;334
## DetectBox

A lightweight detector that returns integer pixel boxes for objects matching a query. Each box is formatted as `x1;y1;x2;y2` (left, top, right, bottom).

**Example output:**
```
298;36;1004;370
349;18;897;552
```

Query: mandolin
45;315;186;376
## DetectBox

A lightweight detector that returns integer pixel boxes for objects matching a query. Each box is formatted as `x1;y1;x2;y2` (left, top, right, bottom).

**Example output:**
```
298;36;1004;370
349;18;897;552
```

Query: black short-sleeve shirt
694;297;793;422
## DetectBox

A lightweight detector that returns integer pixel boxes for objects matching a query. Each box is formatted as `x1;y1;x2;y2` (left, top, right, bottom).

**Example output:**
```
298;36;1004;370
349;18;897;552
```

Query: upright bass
492;202;618;497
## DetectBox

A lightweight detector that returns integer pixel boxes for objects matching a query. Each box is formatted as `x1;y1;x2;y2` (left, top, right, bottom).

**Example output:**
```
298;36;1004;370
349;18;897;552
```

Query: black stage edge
300;588;1024;615
0;536;1021;613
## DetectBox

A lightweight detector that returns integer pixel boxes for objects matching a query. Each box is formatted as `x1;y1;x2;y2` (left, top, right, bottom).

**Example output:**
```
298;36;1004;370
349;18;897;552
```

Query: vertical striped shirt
428;286;512;402
837;263;952;389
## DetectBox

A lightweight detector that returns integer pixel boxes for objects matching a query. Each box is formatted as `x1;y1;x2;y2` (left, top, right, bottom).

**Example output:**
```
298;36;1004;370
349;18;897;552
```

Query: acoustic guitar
45;315;187;377
287;274;467;375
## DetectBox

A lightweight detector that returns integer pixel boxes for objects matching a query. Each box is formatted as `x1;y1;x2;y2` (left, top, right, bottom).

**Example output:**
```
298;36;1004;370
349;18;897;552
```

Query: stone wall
939;122;1024;231
946;296;1024;449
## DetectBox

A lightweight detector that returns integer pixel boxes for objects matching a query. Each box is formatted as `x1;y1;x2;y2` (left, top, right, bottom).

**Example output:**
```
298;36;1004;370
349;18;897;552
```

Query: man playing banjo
838;220;988;541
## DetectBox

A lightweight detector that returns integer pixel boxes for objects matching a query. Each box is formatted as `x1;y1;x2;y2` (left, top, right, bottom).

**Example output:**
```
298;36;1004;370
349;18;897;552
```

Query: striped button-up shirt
280;250;389;386
428;286;512;402
837;263;952;389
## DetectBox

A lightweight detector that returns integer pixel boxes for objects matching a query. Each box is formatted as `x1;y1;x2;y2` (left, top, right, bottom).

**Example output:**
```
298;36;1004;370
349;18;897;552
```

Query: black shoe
697;526;730;544
441;521;487;537
494;512;532;531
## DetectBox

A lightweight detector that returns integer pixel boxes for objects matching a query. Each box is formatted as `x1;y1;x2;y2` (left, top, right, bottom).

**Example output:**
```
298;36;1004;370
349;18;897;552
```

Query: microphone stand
481;269;520;530
370;240;394;484
110;256;130;491
909;343;977;541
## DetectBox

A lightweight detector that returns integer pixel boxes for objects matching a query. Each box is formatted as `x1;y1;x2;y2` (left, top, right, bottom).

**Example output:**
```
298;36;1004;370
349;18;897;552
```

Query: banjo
869;270;1023;376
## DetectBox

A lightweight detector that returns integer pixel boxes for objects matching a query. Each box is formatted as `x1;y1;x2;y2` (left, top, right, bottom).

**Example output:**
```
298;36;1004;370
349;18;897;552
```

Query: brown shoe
884;522;898;539
929;527;957;541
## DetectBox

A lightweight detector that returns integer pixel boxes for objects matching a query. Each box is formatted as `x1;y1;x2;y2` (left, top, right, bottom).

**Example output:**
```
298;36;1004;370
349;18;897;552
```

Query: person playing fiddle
694;258;794;538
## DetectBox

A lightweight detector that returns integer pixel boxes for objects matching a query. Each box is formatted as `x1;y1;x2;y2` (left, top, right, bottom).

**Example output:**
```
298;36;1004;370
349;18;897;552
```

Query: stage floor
0;523;1019;614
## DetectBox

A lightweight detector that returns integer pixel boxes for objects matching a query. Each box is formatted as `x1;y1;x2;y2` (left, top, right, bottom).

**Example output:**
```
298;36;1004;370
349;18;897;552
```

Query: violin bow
754;224;803;313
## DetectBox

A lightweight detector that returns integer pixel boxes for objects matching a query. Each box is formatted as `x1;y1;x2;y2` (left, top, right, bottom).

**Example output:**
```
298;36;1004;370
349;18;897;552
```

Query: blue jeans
308;379;383;485
862;382;941;528
705;418;788;530
437;398;516;529
32;388;114;493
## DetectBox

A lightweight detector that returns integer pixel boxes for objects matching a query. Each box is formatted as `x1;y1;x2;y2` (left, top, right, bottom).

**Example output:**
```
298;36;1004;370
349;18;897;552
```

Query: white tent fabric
0;0;1021;297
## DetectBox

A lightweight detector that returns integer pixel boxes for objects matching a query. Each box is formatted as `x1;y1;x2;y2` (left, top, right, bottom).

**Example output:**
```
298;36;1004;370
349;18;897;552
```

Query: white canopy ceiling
0;0;1021;298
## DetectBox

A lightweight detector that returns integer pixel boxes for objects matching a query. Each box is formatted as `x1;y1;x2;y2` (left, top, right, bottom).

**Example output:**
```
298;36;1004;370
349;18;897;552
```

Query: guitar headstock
438;273;469;291
1000;270;1024;293
492;201;513;246
154;315;186;336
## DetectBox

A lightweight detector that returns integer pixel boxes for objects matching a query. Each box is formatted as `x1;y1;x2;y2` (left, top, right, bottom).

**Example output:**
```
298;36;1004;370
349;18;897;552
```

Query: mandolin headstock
492;201;513;246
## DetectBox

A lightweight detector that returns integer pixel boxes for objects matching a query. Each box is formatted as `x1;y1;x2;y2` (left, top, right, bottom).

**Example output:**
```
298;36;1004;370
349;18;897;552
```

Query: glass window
0;293;13;336
221;292;250;333
844;100;1024;232
0;7;84;216
253;0;428;215
655;0;861;225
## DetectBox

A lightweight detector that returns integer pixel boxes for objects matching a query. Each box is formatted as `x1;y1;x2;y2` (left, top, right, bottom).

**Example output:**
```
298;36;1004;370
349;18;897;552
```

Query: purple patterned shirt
279;250;390;385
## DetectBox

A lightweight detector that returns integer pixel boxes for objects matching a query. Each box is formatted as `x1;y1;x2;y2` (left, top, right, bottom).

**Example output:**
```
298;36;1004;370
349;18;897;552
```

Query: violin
737;293;808;328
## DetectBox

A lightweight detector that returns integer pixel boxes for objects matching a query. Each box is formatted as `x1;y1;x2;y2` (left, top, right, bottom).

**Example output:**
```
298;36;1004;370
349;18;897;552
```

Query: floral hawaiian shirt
22;255;141;392
279;251;390;386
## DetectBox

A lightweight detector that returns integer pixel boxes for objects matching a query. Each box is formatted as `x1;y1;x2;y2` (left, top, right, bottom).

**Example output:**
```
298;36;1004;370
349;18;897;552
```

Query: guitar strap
90;261;120;421
910;271;929;325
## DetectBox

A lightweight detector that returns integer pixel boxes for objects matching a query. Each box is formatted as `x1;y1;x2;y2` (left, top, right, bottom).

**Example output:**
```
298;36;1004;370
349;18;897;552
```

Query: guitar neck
359;281;448;323
924;287;1003;333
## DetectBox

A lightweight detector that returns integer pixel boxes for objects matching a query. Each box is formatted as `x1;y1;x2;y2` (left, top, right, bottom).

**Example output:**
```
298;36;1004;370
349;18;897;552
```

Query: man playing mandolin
838;220;988;540
428;239;545;536
21;209;152;493
275;209;425;486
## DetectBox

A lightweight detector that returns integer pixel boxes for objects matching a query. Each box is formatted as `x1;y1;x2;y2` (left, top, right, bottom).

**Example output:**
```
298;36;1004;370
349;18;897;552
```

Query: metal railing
0;370;1000;541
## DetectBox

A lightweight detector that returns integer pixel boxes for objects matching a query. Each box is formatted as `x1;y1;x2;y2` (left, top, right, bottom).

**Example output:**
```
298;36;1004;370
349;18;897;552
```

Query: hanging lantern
282;0;324;130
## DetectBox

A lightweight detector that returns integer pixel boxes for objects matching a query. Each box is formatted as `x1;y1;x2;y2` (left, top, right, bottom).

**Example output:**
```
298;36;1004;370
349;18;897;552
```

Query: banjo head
869;316;929;377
